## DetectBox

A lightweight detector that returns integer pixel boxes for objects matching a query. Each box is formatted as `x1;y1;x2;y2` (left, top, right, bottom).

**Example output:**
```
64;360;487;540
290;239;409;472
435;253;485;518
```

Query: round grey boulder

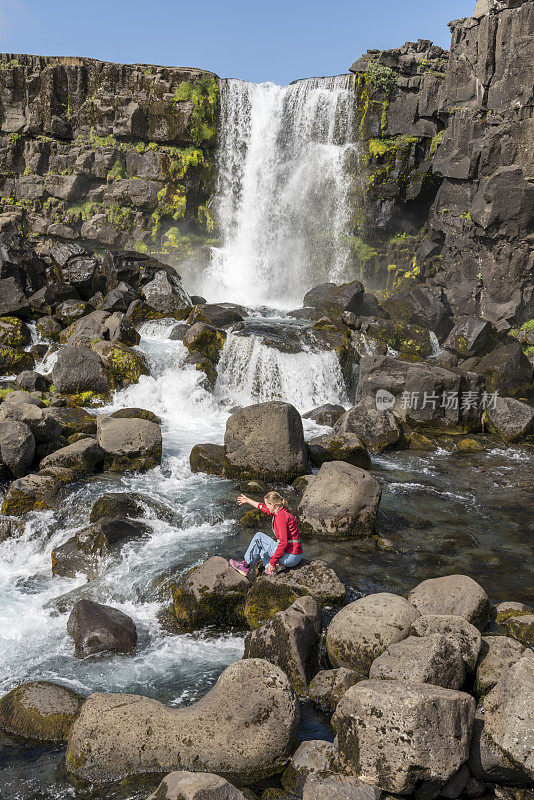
66;658;299;784
96;416;162;472
407;575;490;630
298;461;381;539
326;592;419;676
333;401;406;453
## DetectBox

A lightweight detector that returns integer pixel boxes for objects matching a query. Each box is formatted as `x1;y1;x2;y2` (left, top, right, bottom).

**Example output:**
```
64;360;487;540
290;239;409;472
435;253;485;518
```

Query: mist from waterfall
201;75;360;307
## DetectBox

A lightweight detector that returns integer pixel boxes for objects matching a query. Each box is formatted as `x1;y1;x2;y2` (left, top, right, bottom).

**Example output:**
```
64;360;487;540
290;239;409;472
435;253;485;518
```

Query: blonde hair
264;491;287;509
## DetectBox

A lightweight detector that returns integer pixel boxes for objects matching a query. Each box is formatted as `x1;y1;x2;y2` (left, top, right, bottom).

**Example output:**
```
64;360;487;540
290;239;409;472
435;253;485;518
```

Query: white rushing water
0;316;348;708
201;76;360;307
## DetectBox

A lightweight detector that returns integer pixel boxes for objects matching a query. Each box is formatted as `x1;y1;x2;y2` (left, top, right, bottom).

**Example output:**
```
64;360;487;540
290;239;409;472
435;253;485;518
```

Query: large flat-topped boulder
224;401;307;482
96;416;162;472
66;659;299;784
297;461;381;539
333;679;475;794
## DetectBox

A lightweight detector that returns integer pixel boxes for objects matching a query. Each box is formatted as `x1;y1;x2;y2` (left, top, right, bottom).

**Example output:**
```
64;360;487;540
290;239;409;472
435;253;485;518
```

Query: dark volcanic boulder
307;432;371;469
15;370;49;393
36;315;62;341
297;461;381;539
326;592;419;676
59;310;111;346
52;517;148;578
303;280;364;317
332;680;475;794
55;299;95;326
46;406;97;438
303;404;346;427
190;302;246;328
183;322;226;364
29;282;79;315
243;596;322;694
475;342;533;398
357;316;433;359
0;680;84;742
189;443;229;476
172;556;250;630
89;492;145;522
90;340;149;387
52;346;112;394
224;401;307;482
67;599;137;658
101;282;136;313
141;269;191;318
486;396;534;442
66;659;299;784
333;402;406;453
0;277;30;319
382;285;453;342
96;416;162;471
0;398;62;444
0;420;35;477
443;316;496;358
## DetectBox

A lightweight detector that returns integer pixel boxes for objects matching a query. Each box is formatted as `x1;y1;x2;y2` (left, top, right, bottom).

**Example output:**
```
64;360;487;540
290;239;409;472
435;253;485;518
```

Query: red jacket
257;503;303;567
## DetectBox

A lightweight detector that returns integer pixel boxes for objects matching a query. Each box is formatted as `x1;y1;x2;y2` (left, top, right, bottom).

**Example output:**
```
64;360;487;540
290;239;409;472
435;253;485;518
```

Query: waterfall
201;76;360;308
214;331;349;413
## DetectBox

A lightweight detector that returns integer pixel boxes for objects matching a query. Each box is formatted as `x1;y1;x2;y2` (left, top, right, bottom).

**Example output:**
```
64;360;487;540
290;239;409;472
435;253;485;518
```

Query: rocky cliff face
350;0;533;330
0;54;218;261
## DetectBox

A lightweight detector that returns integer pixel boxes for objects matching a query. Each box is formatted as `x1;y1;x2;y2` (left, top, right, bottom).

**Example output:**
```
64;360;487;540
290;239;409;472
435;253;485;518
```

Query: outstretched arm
237;494;260;509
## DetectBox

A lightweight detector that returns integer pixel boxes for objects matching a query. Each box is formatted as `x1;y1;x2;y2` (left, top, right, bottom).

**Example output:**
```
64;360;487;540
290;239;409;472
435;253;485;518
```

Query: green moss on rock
0;680;84;743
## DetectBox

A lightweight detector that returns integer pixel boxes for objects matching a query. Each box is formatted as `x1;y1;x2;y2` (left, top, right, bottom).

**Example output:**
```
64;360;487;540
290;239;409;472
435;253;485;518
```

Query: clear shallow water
0;312;533;799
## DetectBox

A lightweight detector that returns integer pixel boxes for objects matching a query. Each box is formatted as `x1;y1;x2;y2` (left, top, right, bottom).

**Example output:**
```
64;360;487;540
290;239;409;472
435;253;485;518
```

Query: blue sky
1;0;472;84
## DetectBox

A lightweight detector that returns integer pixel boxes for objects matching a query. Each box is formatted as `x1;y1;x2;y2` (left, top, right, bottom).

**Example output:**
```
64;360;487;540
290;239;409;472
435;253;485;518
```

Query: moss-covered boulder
0;316;32;348
307;432;371;469
240;508;265;528
89;492;145;522
456;437;484;453
184;350;218;387
183;322;226;364
36;316;63;341
359;316;432;359
45;406;97;438
0;346;35;375
304;281;364;318
244;578;308;630
172;556;250;630
1;471;60;515
409;431;436;450
90;340;149;387
311;317;355;382
0;680;84;743
493;601;534;647
189;443;229;476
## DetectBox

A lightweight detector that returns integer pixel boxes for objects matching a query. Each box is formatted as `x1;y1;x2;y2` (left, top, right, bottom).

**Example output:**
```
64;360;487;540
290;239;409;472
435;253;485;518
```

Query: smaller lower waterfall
214;331;349;412
201;75;360;308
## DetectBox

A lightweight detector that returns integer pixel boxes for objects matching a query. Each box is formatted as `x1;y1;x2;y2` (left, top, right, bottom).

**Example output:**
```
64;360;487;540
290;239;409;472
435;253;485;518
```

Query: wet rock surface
67;599;137;658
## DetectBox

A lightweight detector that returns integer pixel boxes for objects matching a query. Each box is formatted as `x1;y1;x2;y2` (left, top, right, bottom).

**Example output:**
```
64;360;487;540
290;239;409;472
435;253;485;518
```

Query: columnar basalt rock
0;54;218;261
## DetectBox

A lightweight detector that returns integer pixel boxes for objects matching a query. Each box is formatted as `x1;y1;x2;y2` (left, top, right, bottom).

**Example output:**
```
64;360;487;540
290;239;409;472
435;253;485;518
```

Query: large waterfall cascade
200;75;361;308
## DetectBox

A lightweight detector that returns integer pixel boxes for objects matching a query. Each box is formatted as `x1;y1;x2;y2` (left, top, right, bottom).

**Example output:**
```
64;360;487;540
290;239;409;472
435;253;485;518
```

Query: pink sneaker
229;559;249;576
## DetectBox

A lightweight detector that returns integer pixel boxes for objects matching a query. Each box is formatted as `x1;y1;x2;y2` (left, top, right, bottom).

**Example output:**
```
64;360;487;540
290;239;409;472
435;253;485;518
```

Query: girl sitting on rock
230;491;303;576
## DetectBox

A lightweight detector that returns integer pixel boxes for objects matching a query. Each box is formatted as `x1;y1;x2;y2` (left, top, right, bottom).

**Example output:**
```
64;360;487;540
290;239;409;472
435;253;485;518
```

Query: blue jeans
245;531;303;569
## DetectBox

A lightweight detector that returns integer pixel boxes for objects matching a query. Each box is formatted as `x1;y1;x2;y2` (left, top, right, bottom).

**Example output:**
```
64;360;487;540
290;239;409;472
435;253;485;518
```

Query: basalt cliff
0;0;532;331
